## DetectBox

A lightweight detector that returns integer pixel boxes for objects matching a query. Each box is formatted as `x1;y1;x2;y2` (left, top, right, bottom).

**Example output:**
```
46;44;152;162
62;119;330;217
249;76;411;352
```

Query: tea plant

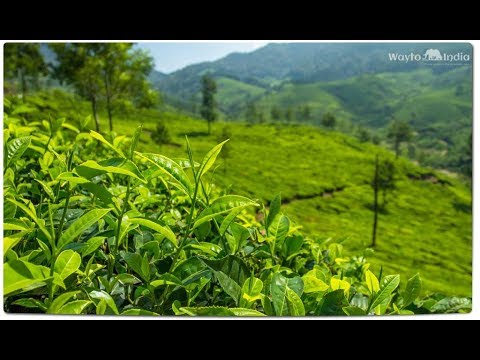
3;99;471;316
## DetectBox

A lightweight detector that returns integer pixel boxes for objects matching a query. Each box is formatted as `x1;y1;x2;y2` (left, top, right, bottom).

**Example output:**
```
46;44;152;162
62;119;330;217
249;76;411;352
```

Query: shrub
150;121;171;145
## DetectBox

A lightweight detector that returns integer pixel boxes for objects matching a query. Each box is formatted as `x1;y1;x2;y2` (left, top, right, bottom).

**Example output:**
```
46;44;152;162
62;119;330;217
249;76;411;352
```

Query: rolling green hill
150;43;472;174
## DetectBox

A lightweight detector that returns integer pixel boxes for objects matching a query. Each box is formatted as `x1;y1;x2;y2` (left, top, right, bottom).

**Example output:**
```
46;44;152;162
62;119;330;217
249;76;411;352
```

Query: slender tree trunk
19;69;26;103
371;155;379;247
91;96;100;132
394;140;399;159
104;75;114;132
107;95;113;132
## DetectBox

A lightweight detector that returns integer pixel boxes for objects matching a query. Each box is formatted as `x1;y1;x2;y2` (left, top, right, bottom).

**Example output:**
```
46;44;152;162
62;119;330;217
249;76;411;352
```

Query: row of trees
4;43;157;132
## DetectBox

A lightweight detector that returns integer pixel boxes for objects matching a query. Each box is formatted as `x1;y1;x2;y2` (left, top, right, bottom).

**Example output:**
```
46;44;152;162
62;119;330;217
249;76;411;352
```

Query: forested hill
151;43;472;97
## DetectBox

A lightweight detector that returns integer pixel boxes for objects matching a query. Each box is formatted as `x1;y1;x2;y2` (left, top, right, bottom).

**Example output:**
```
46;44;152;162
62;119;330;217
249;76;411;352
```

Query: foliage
49;43;155;132
150;121;171;146
387;120;413;159
200;74;217;135
321;112;336;129
4;43;48;100
3;100;471;316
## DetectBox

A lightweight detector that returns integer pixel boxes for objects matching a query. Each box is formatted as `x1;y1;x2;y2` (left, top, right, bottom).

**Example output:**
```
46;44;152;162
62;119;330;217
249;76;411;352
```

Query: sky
137;42;269;74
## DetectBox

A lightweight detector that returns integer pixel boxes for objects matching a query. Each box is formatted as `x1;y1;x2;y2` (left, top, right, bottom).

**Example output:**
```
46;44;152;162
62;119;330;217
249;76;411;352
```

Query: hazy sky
137;42;268;73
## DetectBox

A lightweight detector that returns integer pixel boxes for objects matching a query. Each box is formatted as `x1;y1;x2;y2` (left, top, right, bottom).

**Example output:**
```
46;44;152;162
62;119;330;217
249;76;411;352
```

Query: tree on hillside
96;44;155;131
285;107;293;123
245;102;258;125
50;44;103;131
298;105;311;122
321;112;336;129
387;120;413;159
4;43;48;102
271;106;281;121
200;74;217;135
356;126;371;142
371;156;396;247
50;43;156;132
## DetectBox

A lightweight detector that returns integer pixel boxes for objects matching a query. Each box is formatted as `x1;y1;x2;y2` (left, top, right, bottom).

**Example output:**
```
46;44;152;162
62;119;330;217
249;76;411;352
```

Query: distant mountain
149;42;472;174
151;42;472;102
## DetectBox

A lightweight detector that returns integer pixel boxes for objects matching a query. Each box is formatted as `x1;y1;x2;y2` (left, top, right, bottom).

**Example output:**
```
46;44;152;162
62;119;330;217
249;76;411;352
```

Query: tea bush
3;99;471;316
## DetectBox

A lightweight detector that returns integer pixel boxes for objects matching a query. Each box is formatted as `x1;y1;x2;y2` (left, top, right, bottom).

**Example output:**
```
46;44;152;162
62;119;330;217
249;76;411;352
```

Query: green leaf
150;273;183;287
34;179;55;200
172;158;200;169
57;300;91;314
285;287;305;316
430;297;472;314
241;277;263;305
54;250;81;280
141;253;150;282
6;198;52;244
61;123;80;134
57;209;111;251
173;257;207;281
128;125;143;160
56;172;90;186
123;253;147;282
302;270;329;293
136;152;192;196
193;195;259;229
116;273;142;285
90;130;125;158
187;242;222;256
269;214;290;246
89;290;119;315
12;298;47;311
214;272;242;305
201;255;250;305
229;308;266;317
178;306;266;317
403;273;421;308
318;289;348;315
75;159;146;183
365;270;380;295
5;136;31;170
369;275;400;311
81;236;106;257
128;218;177;246
47;291;80;314
197;140;229;180
270;273;304;316
343;306;367;316
121;309;159;316
4;260;51;295
226;223;250;255
219;208;244;236
201;255;249;288
4;237;22;256
266;193;282;230
179;306;235;316
331;277;351;295
81;182;116;207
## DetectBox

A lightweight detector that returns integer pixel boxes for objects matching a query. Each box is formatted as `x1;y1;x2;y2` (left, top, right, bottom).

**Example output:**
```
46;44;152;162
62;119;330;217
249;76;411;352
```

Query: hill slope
119;109;472;298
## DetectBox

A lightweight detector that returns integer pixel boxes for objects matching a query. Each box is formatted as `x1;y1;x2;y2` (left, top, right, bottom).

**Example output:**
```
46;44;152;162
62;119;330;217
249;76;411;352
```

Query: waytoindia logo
388;48;471;63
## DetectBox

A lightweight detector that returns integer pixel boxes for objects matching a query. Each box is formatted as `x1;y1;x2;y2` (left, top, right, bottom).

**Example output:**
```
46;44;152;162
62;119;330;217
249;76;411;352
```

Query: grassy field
110;109;472;297
20;91;472;297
